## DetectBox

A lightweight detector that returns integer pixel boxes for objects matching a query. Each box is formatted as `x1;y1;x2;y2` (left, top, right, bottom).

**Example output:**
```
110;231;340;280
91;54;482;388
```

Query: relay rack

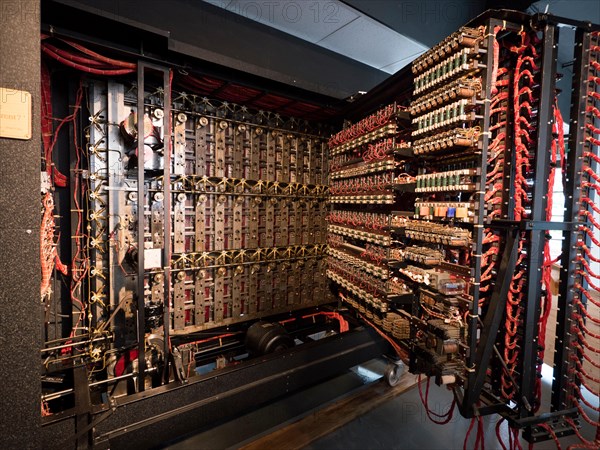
327;103;413;341
328;10;600;449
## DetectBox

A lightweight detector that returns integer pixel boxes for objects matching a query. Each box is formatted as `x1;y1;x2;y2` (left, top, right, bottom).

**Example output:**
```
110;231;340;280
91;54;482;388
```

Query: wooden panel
214;268;225;322
173;113;186;175
250;127;261;180
264;200;275;248
248;265;259;315
173;194;186;253
151;195;164;248
194;270;206;326
195;118;208;176
195;196;206;252
266;131;276;181
281;133;291;183
214;195;226;251
173;272;186;330
215;120;226;177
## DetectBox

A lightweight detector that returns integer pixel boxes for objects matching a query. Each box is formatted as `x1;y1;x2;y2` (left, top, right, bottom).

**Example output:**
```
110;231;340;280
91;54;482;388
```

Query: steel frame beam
461;228;520;415
519;22;558;419
136;62;172;391
551;28;592;412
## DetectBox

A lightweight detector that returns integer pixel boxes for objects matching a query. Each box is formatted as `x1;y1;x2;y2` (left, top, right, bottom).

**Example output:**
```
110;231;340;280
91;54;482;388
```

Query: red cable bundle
496;419;524;450
40;71;87;303
302;311;349;333
40;193;69;299
490;25;504;95
510;31;538;221
42;37;136;75
41;37;128;314
574;295;600;325
417;374;456;425
566;57;600;445
463;414;486;450
502;238;526;399
41;63;68;187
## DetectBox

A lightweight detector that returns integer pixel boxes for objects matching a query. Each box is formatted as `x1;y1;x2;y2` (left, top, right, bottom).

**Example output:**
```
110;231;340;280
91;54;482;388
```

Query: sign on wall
0;87;32;140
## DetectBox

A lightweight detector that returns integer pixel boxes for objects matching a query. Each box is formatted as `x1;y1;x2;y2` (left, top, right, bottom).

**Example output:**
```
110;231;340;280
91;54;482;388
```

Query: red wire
586;105;600;119
580;210;600;231
586;122;600;135
565;417;599;449
582;197;600;216
584;151;600;165
464;417;477;450
587;135;600;147
43;42;111;68
478;416;486;450
42;45;135;75
496;419;509;450
490;26;503;95
301;311;349;333
577;255;600;279
573;342;600;369
569;384;600;412
575;270;600;294
59;37;136;68
571;327;600;355
573;400;600;428
538;423;563;449
572;370;600;402
584;166;600;185
417;374;456;425
570;356;600;384
359;312;408;360
572;312;600;339
579;225;600;248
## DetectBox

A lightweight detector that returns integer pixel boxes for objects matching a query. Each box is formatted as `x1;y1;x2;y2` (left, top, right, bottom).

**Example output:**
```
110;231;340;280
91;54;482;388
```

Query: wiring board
85;81;330;335
40;50;334;408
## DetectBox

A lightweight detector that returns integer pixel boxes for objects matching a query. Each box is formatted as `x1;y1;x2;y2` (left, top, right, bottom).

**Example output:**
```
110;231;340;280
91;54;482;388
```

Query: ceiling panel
379;51;427;73
342;0;487;47
316;16;428;71
201;0;428;74
205;0;360;43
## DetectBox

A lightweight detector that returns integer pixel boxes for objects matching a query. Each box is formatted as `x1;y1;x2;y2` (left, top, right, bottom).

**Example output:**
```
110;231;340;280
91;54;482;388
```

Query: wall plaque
0;87;32;140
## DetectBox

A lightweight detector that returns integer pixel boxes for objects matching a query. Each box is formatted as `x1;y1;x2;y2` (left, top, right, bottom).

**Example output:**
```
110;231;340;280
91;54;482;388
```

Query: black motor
245;321;294;355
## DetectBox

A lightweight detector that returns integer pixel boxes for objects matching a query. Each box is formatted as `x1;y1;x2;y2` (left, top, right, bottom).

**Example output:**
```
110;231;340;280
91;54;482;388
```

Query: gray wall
0;0;41;448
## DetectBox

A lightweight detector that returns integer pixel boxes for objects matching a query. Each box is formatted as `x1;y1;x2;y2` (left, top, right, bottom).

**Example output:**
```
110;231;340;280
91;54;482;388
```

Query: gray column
0;1;41;448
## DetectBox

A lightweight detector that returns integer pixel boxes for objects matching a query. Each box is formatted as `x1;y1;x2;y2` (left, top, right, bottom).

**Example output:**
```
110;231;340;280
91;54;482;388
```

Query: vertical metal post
73;365;92;449
137;63;171;390
551;28;591;411
162;69;172;381
520;23;558;417
463;228;519;413
136;63;147;392
466;18;498;372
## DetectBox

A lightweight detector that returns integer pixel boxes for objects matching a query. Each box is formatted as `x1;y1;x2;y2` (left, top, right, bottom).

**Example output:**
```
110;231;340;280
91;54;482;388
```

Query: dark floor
162;359;387;450
164;361;598;450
